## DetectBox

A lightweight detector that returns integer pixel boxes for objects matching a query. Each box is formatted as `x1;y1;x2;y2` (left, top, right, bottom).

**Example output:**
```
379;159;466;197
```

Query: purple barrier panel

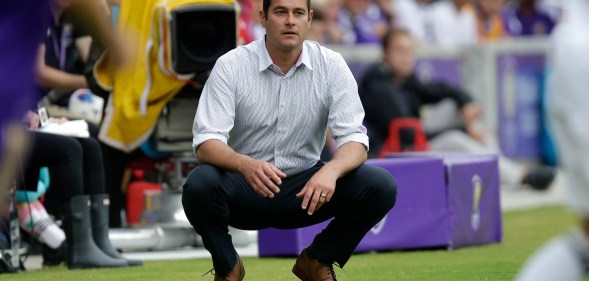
258;157;449;257
415;58;462;87
357;157;450;251
346;59;462;87
497;54;545;160
257;227;314;257
347;61;373;82
443;154;502;249
386;152;503;248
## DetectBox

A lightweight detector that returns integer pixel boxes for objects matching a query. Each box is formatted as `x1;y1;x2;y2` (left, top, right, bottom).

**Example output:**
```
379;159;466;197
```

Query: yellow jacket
95;0;235;152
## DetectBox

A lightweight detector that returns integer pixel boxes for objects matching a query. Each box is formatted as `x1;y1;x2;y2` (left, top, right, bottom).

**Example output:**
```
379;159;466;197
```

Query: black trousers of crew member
22;132;105;213
182;162;397;276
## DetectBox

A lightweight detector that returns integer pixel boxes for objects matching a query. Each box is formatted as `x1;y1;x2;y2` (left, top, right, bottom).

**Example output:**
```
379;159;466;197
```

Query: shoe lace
317;263;338;281
327;266;337;280
203;268;215;277
203;268;233;281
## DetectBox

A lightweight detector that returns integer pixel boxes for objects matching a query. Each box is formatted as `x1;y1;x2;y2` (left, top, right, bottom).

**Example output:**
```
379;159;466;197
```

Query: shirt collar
257;38;313;73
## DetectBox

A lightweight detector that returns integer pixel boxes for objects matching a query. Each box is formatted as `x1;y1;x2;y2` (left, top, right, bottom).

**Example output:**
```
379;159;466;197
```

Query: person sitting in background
359;28;556;190
502;0;559;37
16;167;67;267
475;0;509;41
20;111;141;268
37;0;92;108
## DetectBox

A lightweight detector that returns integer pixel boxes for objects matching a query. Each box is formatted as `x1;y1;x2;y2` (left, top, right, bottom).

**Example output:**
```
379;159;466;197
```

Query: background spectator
359;28;556;190
475;0;509;41
394;0;478;47
393;0;435;44
428;0;478;47
502;0;559;36
313;0;346;44
306;9;328;43
338;0;390;44
19;111;135;268
250;0;267;40
37;0;92;107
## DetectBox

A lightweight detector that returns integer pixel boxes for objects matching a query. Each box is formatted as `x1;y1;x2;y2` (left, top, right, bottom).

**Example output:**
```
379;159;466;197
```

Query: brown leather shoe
292;248;337;281
214;255;245;281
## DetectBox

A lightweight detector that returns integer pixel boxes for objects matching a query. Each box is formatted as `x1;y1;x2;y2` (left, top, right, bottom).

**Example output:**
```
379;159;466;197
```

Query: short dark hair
381;28;412;51
312;8;324;21
263;0;311;16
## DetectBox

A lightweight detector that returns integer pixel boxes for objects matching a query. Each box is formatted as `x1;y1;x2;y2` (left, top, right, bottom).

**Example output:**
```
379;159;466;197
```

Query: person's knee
182;164;222;206
363;166;397;213
61;137;83;160
78;136;101;152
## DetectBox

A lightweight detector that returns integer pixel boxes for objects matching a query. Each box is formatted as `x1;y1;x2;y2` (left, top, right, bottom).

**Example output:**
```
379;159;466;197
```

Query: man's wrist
235;154;250;175
322;161;343;179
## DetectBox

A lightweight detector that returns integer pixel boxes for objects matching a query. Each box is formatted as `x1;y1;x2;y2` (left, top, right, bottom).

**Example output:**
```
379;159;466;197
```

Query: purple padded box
257;154;502;256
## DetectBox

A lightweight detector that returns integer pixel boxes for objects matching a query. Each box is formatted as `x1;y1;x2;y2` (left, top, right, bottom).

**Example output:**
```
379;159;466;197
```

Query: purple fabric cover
258;154;502;257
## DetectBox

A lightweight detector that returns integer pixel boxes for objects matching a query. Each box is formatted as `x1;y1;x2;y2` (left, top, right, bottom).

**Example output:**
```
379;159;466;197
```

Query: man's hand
295;141;367;215
196;140;286;198
296;165;339;215
238;157;286;198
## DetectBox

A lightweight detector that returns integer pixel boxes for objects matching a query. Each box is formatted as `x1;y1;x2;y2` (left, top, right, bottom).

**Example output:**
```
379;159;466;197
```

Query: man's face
260;0;313;51
384;34;416;79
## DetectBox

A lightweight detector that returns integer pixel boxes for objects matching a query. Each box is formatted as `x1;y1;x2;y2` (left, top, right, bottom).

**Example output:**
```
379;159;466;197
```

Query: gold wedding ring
320;193;327;198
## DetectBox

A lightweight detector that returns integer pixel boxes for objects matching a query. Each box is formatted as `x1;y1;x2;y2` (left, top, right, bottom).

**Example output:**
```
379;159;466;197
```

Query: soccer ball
68;89;104;124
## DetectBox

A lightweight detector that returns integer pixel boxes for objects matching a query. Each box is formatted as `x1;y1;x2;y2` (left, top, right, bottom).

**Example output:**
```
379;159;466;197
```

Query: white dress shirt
192;39;368;176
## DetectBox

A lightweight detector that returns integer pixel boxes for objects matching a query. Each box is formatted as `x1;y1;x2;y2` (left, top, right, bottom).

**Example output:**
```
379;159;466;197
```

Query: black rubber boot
90;194;143;267
63;195;128;269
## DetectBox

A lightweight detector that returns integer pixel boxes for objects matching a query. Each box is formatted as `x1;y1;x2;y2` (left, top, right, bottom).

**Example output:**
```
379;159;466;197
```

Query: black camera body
154;2;238;152
170;4;237;75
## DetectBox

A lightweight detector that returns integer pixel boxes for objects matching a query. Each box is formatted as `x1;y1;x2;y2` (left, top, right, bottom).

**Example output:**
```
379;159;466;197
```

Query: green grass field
3;206;578;281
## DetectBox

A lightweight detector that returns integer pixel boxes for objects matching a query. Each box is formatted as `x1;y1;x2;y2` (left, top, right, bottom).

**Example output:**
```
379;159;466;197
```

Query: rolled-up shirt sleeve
192;57;236;152
327;53;369;151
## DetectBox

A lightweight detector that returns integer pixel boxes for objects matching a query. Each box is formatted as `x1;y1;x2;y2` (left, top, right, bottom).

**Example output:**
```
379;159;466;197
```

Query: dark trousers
182;162;397;275
99;143;133;228
22;132;105;213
